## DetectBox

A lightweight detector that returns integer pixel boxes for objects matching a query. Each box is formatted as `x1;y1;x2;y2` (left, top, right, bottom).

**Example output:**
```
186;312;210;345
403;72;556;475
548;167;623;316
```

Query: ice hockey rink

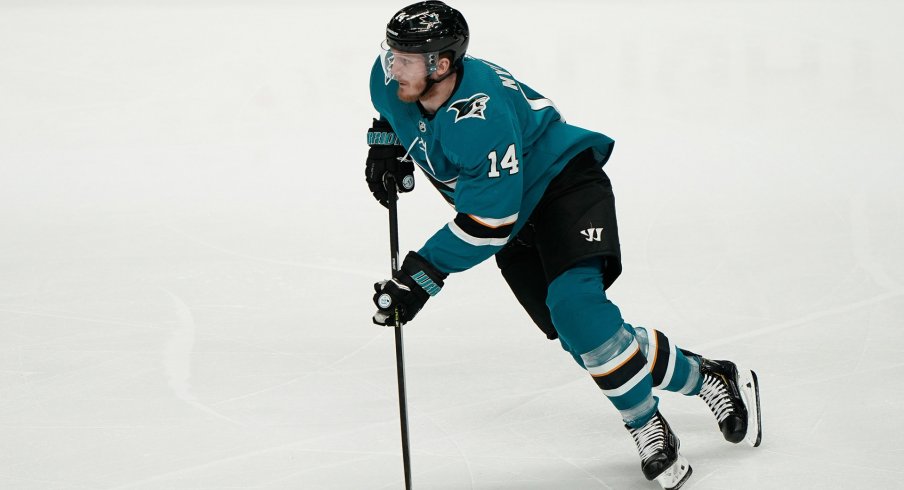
2;1;902;488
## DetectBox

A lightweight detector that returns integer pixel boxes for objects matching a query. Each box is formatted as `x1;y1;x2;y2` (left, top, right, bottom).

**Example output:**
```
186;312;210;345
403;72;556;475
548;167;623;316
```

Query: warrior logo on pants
581;227;604;242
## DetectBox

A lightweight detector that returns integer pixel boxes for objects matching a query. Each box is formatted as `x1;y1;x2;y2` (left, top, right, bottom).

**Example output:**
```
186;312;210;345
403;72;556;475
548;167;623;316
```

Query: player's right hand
372;251;446;326
365;118;415;208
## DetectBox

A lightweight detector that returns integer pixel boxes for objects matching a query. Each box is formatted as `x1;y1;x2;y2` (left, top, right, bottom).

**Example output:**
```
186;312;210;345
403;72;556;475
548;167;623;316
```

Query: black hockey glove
373;251;447;326
366;118;415;208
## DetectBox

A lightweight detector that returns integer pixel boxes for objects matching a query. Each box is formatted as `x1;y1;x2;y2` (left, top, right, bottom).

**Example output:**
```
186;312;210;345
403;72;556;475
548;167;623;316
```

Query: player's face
388;50;430;102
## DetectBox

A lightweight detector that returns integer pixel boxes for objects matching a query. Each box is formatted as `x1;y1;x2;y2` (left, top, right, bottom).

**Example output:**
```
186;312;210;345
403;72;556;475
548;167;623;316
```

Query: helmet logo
447;93;490;123
395;10;442;32
417;12;441;30
386;3;468;64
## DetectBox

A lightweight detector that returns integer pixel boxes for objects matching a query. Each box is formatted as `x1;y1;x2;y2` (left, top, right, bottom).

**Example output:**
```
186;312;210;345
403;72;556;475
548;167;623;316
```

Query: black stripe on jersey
421;170;455;193
591;349;647;391
651;330;670;386
422;174;456;206
453;213;514;240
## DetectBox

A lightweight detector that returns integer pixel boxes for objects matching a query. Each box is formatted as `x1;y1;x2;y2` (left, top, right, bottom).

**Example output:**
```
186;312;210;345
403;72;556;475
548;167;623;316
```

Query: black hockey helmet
385;1;469;68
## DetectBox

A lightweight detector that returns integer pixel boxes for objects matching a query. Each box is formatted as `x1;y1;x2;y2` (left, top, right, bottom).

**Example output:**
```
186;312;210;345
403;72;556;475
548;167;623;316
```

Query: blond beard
397;78;427;103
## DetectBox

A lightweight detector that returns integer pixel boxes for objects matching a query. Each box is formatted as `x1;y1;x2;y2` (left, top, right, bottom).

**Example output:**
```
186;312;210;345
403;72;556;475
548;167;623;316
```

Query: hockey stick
383;174;413;490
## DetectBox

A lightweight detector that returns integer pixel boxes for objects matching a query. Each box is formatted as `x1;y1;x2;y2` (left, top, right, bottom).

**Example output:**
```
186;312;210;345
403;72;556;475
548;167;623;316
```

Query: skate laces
699;373;737;423
629;415;666;461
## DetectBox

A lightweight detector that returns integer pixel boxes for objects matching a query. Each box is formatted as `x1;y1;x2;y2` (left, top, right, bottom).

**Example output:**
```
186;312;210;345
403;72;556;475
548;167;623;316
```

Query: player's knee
546;288;596;335
546;268;592;324
546;263;624;354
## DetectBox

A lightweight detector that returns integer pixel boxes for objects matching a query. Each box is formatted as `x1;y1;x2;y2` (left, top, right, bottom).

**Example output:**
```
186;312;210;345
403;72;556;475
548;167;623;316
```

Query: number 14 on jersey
487;143;519;178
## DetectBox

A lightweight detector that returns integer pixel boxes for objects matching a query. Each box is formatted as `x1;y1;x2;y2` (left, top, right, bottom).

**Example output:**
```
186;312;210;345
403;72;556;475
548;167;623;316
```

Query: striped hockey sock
626;324;703;396
581;327;658;428
546;262;658;428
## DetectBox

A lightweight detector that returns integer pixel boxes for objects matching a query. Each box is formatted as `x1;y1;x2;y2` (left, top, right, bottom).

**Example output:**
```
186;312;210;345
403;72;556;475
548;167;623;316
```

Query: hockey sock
547;260;657;428
624;324;703;396
581;327;659;428
557;337;586;368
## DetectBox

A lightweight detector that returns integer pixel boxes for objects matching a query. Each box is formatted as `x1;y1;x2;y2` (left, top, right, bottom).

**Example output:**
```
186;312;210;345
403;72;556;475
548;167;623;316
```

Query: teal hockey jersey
369;55;615;275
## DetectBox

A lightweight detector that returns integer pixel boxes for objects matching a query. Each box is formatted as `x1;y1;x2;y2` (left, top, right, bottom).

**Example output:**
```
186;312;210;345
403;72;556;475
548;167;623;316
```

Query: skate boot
697;358;762;447
626;411;692;490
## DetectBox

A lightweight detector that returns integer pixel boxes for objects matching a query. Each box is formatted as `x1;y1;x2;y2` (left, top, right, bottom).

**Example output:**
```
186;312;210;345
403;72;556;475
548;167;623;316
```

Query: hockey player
365;2;762;488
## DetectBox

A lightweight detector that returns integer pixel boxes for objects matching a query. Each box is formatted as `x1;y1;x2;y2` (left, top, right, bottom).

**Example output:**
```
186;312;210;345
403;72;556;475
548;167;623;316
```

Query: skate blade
654;454;692;490
738;369;762;447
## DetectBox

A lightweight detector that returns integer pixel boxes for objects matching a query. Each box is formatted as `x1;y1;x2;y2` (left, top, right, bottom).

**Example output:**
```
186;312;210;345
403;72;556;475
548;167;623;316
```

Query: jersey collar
417;64;465;120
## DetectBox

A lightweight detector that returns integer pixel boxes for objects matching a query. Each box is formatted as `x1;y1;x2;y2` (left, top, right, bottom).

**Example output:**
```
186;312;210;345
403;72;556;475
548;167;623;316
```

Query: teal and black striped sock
625;324;703;396
581;326;658;428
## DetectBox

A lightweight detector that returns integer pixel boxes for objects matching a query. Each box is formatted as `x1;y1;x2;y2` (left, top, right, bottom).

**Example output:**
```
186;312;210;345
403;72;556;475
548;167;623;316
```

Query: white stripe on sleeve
448;221;510;247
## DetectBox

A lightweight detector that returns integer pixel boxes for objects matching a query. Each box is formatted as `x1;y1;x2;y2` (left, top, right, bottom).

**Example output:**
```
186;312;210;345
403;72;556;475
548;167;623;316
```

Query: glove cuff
367;118;402;147
399;251;447;297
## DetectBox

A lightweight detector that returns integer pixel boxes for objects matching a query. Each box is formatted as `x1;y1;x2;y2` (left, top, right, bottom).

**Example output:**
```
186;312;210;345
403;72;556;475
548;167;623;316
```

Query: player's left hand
366;118;415;208
373;252;447;326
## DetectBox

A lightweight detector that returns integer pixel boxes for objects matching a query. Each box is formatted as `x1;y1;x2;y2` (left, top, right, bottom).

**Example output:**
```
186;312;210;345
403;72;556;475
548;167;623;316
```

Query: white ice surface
1;1;903;488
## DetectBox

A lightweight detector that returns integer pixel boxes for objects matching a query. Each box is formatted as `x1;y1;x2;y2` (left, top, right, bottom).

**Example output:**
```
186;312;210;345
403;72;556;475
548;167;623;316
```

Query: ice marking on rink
162;288;243;426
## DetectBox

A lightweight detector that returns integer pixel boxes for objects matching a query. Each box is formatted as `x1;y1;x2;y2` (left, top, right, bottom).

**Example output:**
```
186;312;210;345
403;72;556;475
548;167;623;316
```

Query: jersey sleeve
417;109;524;274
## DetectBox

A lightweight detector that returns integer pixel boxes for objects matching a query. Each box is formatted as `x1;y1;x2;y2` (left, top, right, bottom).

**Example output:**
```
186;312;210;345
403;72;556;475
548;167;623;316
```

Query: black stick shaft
385;178;412;490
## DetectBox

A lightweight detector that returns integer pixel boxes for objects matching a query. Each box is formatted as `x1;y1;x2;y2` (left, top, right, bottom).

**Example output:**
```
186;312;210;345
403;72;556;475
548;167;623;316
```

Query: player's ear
436;56;451;77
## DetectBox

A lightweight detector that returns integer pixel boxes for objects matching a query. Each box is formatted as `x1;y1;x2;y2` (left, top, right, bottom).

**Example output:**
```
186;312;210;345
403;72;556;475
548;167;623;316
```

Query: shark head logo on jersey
447;93;490;123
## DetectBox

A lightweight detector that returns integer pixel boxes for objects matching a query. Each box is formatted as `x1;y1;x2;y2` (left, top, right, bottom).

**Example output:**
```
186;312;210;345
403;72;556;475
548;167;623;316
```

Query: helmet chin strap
419;66;456;97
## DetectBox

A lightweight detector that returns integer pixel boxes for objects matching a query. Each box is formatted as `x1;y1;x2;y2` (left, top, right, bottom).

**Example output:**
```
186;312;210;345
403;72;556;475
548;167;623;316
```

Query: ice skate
626;411;692;490
698;358;762;447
